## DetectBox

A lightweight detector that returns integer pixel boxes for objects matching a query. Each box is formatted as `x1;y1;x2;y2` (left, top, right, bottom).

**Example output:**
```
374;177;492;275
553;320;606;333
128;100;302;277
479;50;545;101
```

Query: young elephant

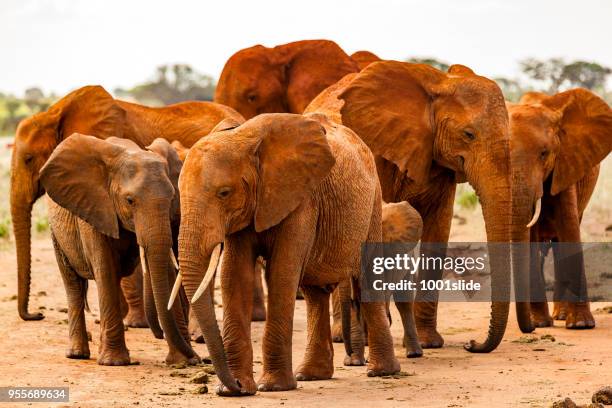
176;113;400;395
508;89;612;329
40;134;198;366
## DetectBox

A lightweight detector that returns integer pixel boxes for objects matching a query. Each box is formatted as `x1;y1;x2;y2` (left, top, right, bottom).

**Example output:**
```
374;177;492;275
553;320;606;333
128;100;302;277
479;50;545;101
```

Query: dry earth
0;146;610;407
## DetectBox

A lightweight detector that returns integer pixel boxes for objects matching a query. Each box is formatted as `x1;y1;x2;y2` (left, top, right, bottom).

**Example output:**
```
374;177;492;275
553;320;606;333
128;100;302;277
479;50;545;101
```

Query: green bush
457;191;479;210
0;218;9;238
34;216;49;233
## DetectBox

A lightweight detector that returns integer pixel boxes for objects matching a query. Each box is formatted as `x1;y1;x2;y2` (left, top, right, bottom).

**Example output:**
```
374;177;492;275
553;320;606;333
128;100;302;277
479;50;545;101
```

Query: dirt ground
0;237;610;408
0;153;610;407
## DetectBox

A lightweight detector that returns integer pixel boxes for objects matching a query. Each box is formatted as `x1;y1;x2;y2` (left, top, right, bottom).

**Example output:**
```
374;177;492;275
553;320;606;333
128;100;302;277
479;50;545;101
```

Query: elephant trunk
178;212;241;394
139;216;195;359
464;169;512;353
511;173;538;333
11;172;43;320
143;266;163;339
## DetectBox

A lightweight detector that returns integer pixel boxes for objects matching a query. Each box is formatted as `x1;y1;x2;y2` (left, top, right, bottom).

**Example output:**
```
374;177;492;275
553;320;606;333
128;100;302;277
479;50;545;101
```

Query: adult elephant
508;89;612;329
350;51;382;70
11;85;243;321
176;113;399;395
306;61;531;352
40;135;197;365
214;39;362;119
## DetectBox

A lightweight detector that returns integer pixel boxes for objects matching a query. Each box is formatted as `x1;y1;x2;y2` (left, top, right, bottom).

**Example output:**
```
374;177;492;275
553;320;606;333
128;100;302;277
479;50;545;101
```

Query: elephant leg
552;189;595;329
52;235;90;360
121;269;148;328
220;235;257;395
360;299;400;377
92;256;130;366
295;285;334;381
251;258;267;321
414;189;454;349
395;301;423;358
331;290;343;342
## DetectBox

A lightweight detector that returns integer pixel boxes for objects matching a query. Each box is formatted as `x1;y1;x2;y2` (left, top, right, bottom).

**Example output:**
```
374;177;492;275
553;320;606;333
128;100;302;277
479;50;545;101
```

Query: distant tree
116;63;216;105
520;58;611;94
24;87;46;113
406;57;450;72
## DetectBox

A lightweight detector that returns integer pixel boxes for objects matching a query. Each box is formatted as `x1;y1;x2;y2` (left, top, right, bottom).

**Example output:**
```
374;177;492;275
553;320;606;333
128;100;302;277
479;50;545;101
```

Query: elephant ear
339;61;444;184
146;138;183;191
252;113;335;232
210;117;243;133
48;85;125;141
542;89;612;195
448;64;475;76
39;133;124;238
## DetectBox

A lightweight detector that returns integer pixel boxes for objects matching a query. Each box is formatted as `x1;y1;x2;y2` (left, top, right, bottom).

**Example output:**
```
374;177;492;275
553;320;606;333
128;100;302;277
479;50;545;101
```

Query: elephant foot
552;302;568;320
124;308;148;328
97;347;130;366
66;346;90;360
565;303;595;330
331;320;343;343
530;302;554;327
216;375;256;396
417;327;444;349
366;356;401;377
295;361;333;381
251;305;266;322
403;335;423;358
343;353;366;366
165;347;201;366
257;370;297;392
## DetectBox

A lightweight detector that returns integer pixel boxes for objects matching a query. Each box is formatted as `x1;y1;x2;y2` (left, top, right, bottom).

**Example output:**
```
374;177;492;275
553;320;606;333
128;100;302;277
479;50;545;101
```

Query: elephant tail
83;280;90;313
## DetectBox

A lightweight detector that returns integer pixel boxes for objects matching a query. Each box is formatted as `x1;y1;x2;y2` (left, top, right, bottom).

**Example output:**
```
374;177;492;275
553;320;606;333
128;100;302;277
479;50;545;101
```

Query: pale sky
1;0;611;96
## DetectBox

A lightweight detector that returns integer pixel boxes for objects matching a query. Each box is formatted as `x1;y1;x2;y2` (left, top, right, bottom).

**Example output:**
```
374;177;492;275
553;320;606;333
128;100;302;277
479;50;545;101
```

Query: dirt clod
58;307;68;313
552;397;577;408
592;386;612;405
192;385;208;394
541;334;556;342
189;371;209;384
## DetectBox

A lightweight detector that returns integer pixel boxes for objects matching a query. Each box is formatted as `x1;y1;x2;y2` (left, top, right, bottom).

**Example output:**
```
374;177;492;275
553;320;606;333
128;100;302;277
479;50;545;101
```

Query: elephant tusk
169;249;179;270
526;198;541;228
191;243;222;304
167;271;182;311
140;246;148;276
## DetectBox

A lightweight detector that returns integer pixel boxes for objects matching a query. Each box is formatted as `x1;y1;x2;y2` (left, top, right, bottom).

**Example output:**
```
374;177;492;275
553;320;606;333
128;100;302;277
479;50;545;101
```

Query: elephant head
214;40;358;118
38;134;195;361
177;113;334;394
382;201;423;247
508;88;612;325
350;51;382;70
11;85;125;321
316;61;518;350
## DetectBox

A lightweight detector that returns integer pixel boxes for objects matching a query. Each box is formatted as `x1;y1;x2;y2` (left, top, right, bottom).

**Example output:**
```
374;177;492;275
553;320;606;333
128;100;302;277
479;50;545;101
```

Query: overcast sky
1;0;611;96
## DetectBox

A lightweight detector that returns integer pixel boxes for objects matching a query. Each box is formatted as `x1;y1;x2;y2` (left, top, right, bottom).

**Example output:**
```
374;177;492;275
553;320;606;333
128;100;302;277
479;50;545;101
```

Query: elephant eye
24;154;34;165
463;130;476;141
540;149;549;161
217;187;233;200
125;195;135;206
246;94;257;103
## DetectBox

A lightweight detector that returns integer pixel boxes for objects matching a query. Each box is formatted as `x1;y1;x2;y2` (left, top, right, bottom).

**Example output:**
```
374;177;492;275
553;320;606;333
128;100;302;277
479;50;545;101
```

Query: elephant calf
40;134;198;366
176;113;400;396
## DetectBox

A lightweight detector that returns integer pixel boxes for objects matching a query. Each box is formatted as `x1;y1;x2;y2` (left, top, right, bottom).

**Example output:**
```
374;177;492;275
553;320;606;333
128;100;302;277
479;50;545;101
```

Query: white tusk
526;198;542;228
167;271;182;311
139;246;148;276
191;243;222;303
169;249;179;270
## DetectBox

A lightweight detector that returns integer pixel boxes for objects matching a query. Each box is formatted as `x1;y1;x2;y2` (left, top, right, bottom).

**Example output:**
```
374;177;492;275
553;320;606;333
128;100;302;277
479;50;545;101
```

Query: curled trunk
464;174;512;353
178;218;241;394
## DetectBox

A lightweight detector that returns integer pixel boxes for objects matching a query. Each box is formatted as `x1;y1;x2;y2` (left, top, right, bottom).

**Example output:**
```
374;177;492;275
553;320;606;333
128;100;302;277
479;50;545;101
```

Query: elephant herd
10;39;612;396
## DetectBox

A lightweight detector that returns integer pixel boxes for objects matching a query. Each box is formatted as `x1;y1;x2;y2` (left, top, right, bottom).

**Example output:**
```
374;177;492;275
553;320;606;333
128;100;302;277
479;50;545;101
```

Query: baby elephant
176;113;400;395
40;134;198;366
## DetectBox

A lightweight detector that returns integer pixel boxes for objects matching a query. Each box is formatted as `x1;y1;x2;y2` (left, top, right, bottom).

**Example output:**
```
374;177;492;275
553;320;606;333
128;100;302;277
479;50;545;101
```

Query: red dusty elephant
508;89;612;330
214;39;380;119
